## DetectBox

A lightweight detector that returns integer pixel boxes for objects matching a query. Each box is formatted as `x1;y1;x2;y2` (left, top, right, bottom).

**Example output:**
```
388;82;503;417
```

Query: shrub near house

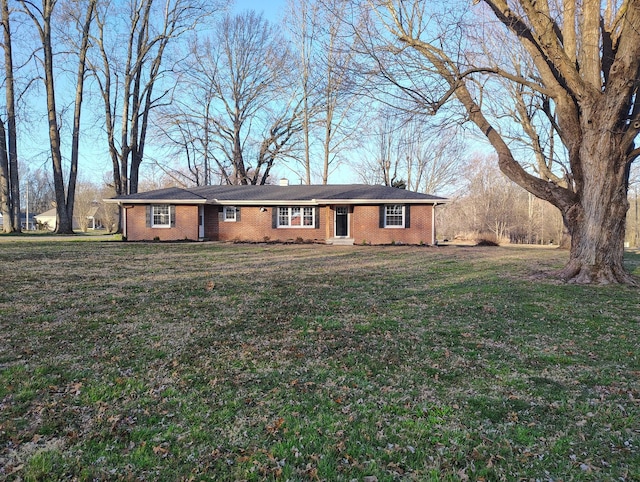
107;184;447;245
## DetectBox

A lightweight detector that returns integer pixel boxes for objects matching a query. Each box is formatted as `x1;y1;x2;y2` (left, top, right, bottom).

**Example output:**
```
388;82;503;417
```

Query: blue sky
232;0;286;21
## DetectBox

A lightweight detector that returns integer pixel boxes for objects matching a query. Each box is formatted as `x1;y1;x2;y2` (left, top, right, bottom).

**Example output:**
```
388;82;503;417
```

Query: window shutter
379;205;385;228
218;206;224;221
315;207;319;229
235;207;241;222
404;205;410;228
146;205;151;227
272;207;278;228
170;205;176;227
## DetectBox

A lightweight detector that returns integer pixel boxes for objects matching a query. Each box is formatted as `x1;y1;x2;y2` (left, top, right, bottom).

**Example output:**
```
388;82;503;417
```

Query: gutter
103;198;208;205
103;197;450;206
209;198;449;206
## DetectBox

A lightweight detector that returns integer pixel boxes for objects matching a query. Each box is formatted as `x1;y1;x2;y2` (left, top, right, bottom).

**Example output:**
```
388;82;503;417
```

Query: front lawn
0;242;638;480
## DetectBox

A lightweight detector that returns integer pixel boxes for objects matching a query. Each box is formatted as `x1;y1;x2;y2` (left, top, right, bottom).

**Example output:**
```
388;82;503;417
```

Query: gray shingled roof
108;184;447;204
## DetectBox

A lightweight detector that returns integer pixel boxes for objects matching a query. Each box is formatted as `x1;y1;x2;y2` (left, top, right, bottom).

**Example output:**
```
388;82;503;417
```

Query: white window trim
152;204;171;228
223;206;237;222
384;204;405;228
277;206;316;228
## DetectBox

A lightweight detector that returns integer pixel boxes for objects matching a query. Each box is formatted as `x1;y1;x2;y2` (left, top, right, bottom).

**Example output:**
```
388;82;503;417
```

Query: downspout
120;202;127;240
431;202;437;245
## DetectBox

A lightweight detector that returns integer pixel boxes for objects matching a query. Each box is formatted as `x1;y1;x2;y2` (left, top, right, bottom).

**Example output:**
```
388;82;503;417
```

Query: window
385;204;405;227
277;206;315;228
224;206;237;222
152;204;171;227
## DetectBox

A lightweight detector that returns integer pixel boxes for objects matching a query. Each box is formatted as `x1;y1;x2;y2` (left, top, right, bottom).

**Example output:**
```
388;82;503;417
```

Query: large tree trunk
43;5;74;234
66;0;96;233
561;201;630;284
2;0;19;233
0;118;12;233
558;129;633;284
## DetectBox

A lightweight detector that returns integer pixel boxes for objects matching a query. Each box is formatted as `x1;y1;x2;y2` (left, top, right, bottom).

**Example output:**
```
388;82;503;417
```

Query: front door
335;206;349;237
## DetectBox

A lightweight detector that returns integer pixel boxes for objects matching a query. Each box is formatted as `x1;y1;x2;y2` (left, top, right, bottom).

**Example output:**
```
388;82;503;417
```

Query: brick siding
126;203;435;245
350;204;434;245
207;206;326;243
125;205;199;241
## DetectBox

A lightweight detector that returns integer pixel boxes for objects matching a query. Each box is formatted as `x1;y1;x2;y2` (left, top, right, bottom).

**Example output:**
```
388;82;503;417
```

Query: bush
475;238;500;246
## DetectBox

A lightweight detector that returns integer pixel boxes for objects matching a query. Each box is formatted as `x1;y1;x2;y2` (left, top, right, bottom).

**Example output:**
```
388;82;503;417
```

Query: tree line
1;0;639;284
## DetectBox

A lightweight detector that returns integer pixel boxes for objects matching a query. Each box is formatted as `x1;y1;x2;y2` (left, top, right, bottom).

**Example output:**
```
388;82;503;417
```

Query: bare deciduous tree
155;77;218;186
361;0;640;284
356;111;464;195
23;165;55;215
90;0;216;197
316;0;363;184
186;11;302;185
286;0;320;184
19;0;96;234
73;180;97;232
0;0;19;233
439;155;564;245
287;0;365;184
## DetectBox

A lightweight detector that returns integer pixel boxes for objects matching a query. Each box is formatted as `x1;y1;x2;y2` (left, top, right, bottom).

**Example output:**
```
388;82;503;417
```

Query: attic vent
279;178;289;186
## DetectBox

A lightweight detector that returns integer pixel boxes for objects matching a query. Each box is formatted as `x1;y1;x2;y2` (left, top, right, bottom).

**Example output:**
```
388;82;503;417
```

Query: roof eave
103;198;208;205
209;198;449;205
103;197;449;205
315;198;449;204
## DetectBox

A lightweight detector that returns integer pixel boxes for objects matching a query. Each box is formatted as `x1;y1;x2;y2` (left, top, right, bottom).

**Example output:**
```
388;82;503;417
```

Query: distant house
35;206;102;231
106;183;447;245
0;213;36;231
34;209;57;230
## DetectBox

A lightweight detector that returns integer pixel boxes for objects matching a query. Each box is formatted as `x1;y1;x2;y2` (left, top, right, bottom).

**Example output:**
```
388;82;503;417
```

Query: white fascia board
103;199;207;205
210;199;318;206
314;198;449;205
104;198;449;205
210;198;449;205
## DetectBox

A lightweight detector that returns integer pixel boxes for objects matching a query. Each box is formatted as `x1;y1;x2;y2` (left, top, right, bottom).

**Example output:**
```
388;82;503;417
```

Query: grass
0;240;638;481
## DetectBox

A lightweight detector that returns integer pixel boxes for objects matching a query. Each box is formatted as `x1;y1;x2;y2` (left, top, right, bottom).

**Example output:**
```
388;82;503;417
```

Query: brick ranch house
106;183;447;245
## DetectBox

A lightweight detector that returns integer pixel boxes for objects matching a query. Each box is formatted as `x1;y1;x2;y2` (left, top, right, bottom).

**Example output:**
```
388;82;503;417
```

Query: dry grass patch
0;241;638;481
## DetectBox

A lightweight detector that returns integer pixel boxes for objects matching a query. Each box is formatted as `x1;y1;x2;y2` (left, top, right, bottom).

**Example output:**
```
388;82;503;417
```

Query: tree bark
67;0;97;232
41;0;74;234
1;0;19;233
557;120;634;283
0;118;11;232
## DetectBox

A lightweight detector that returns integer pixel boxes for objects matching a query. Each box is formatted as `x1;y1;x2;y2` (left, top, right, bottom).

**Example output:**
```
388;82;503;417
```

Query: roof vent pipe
279;178;289;186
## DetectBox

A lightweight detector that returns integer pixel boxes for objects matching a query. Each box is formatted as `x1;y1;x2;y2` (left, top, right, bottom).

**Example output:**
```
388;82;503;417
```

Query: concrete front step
327;237;355;246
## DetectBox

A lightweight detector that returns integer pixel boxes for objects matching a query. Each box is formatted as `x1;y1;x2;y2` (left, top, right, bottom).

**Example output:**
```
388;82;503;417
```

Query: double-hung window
277;206;315;228
152;204;171;227
224;206;237;222
384;204;405;228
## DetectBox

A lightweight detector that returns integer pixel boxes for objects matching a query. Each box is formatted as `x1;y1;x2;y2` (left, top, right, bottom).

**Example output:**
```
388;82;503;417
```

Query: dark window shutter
272;207;278;228
379;205;385;228
404;205;410;228
170;205;176;227
146;205;151;227
235;207;241;222
218;206;224;221
315;207;319;229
